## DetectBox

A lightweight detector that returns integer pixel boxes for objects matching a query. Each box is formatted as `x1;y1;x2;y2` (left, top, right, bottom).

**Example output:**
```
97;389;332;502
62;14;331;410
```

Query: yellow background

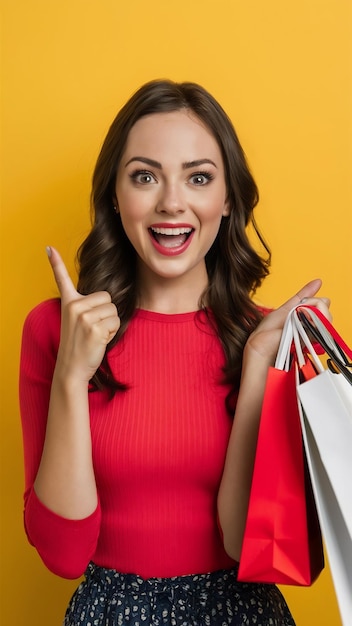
1;1;351;624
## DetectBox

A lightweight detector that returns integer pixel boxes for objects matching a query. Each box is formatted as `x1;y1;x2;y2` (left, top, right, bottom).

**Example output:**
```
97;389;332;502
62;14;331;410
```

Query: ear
112;197;119;213
222;199;230;217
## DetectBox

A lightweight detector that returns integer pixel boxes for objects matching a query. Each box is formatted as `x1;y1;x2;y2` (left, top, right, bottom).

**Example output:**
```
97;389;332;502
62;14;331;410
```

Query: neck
136;265;208;314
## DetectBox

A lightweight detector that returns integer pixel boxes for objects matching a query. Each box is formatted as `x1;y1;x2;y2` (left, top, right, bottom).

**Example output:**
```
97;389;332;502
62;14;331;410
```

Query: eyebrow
125;157;218;169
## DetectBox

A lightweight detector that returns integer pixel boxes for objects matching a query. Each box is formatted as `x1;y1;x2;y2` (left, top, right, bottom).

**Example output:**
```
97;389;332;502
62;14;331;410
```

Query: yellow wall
1;1;351;624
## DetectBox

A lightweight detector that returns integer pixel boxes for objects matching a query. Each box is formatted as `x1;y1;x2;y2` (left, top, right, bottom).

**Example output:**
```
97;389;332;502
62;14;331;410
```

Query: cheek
198;184;227;214
118;193;149;223
199;197;227;226
117;200;151;248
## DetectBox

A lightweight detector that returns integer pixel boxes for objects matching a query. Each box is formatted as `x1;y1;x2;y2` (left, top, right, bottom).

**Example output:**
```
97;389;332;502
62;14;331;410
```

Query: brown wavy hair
77;79;271;406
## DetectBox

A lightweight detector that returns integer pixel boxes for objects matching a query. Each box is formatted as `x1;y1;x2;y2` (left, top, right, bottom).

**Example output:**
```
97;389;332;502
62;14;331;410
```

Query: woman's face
115;110;229;291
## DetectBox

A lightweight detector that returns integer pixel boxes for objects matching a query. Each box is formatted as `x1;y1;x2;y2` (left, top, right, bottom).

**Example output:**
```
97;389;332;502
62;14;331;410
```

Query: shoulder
24;298;61;329
22;298;61;351
256;305;273;317
25;297;61;319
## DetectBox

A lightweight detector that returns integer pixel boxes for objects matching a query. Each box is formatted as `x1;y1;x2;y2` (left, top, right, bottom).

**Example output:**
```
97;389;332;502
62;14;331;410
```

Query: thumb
46;246;79;303
279;278;322;314
295;278;322;302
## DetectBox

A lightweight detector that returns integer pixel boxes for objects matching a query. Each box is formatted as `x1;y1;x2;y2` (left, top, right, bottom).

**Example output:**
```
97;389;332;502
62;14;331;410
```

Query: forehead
123;110;222;160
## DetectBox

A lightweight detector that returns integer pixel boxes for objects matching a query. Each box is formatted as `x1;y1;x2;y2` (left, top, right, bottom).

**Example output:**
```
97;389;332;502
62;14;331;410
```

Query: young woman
20;79;330;625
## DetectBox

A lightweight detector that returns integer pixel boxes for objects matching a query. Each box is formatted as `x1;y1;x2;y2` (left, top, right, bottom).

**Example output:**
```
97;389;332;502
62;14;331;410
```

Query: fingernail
46;246;52;258
300;297;308;303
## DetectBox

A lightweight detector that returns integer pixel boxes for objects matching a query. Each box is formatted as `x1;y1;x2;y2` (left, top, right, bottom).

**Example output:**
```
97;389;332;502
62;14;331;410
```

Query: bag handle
298;310;351;370
297;305;352;361
296;306;352;384
291;310;325;373
273;304;352;382
291;314;322;373
275;305;325;372
275;307;295;371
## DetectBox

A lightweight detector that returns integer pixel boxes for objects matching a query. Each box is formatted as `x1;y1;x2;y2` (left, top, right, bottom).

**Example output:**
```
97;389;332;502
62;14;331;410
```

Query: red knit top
19;299;238;580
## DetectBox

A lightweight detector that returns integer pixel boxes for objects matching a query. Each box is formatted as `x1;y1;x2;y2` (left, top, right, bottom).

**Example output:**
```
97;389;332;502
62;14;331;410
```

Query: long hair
77;80;271;406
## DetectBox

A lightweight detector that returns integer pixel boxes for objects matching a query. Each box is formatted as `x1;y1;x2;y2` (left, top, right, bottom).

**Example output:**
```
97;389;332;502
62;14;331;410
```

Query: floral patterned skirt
64;562;296;626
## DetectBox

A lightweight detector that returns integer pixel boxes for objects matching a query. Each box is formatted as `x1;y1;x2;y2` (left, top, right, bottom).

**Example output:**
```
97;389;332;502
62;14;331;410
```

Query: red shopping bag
237;362;324;585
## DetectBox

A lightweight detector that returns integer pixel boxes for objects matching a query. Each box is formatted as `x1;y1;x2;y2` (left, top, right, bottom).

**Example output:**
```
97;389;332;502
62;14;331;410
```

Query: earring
113;205;119;213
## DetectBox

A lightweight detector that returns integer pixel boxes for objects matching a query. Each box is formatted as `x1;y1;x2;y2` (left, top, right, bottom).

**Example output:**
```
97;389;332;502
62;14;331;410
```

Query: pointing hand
47;247;120;383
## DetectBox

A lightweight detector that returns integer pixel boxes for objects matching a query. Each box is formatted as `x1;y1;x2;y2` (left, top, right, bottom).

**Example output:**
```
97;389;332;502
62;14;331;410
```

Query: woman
20;79;330;625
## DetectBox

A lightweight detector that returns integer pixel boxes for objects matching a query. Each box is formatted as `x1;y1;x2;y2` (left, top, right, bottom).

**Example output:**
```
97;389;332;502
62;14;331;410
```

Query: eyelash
189;171;214;185
129;169;215;186
129;170;156;184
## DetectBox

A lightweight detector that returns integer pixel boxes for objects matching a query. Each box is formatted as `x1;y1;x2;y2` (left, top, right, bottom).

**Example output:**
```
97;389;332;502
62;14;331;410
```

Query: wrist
242;341;274;372
52;366;90;393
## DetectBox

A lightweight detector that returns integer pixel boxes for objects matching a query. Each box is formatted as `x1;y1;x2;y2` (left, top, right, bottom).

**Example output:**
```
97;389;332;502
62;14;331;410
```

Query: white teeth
150;226;192;236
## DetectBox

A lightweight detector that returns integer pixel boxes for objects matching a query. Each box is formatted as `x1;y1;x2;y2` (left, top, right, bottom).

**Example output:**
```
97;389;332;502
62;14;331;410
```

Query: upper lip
149;222;195;235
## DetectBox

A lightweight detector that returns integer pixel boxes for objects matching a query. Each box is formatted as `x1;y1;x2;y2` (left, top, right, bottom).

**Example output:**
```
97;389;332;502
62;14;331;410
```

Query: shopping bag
292;307;352;625
238;312;324;585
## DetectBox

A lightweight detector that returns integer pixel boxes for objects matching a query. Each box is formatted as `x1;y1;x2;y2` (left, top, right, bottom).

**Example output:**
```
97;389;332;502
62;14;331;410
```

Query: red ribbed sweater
19;299;237;579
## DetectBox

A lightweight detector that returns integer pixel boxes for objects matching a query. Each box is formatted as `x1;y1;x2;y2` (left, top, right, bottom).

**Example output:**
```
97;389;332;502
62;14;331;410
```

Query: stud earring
113;205;119;213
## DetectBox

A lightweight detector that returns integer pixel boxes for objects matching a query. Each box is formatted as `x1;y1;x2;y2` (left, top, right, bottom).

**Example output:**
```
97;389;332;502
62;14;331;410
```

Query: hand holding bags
238;303;352;625
237;309;324;585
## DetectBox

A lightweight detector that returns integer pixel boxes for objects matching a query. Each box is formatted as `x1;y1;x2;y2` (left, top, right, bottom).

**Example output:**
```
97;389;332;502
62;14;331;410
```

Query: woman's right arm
20;247;120;578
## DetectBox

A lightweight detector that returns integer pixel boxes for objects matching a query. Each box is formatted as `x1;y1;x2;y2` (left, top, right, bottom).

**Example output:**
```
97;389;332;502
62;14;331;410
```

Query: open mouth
149;226;194;249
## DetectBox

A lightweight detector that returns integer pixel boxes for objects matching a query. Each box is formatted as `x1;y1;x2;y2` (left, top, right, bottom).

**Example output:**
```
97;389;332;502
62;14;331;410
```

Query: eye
129;170;157;185
189;171;214;186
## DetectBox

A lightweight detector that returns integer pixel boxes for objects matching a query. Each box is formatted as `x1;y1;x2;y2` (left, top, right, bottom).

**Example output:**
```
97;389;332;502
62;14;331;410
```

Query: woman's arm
217;279;330;561
20;248;120;577
33;247;120;519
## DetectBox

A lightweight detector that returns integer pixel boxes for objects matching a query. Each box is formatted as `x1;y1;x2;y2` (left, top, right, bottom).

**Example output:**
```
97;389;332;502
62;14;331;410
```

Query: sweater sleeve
19;299;101;579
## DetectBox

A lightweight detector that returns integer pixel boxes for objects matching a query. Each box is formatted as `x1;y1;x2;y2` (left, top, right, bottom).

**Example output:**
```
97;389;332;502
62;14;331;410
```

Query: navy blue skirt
64;563;295;626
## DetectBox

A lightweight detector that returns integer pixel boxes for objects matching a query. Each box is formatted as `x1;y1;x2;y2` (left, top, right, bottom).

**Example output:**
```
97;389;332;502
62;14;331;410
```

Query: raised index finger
46;246;79;302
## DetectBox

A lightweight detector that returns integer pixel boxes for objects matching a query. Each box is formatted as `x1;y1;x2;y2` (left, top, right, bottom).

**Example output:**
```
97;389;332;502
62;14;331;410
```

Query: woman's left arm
217;278;331;561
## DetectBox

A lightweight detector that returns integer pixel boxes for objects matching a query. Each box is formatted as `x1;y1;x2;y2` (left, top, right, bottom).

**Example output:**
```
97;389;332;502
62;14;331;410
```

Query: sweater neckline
134;308;208;323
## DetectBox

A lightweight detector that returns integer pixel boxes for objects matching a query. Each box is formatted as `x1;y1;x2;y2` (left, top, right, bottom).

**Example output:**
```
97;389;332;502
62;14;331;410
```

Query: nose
156;182;185;215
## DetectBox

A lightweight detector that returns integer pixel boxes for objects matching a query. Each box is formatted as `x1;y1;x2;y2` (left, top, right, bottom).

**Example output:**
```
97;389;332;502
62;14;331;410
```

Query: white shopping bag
298;373;352;626
292;307;352;626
